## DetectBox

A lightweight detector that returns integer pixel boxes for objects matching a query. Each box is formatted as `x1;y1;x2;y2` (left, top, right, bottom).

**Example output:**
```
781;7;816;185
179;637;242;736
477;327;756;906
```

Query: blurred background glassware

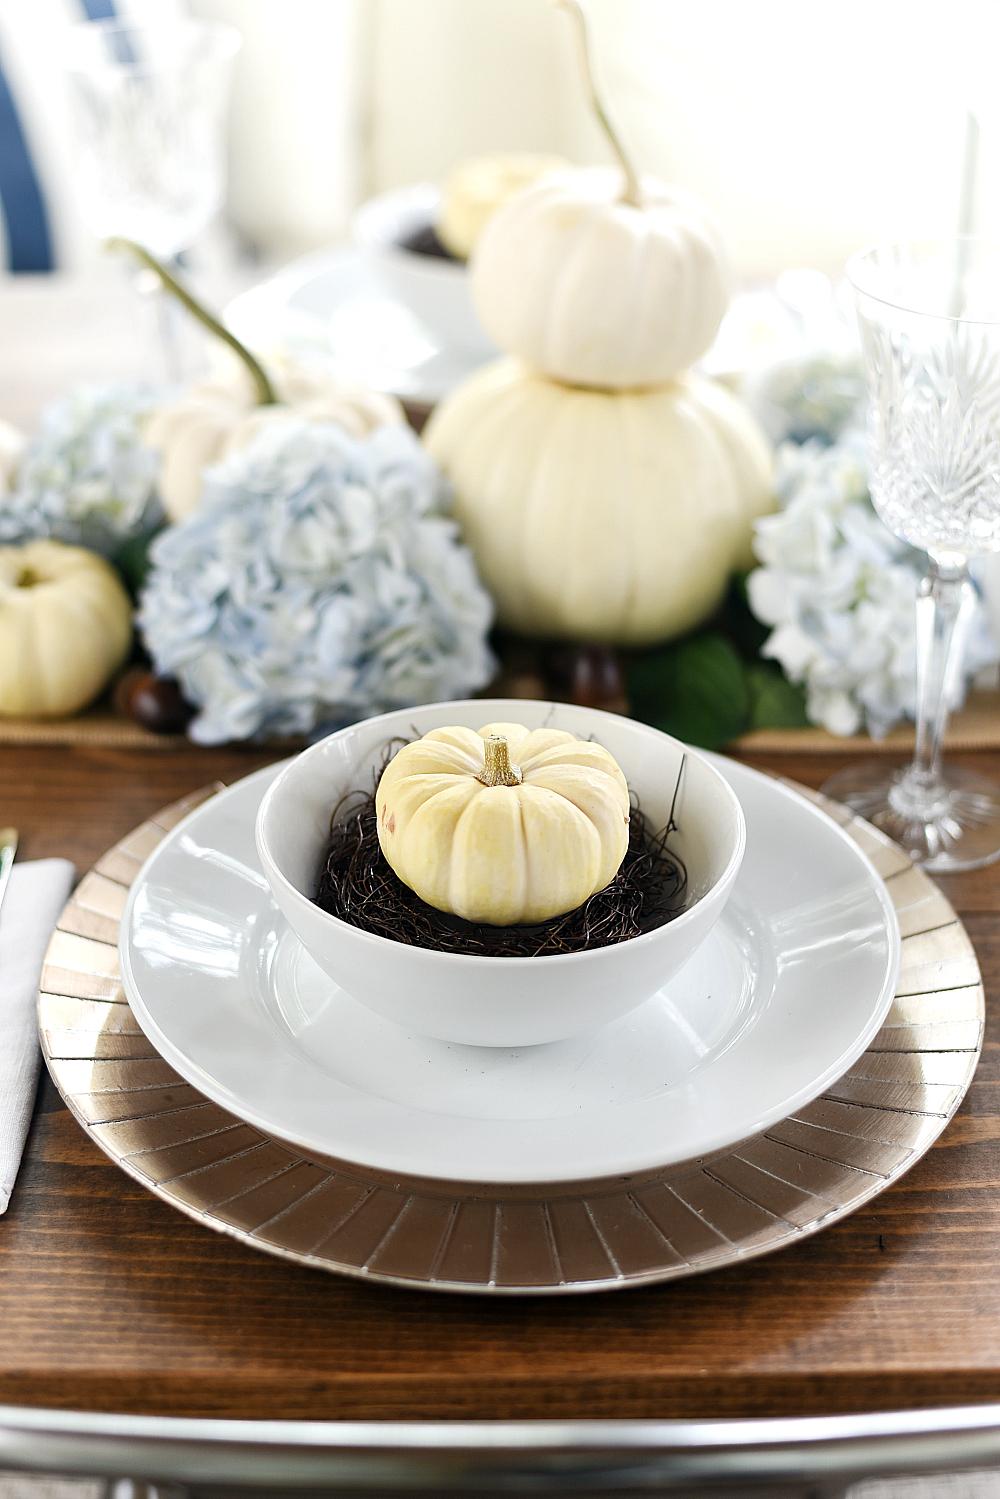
61;17;240;376
822;238;1000;870
62;17;239;259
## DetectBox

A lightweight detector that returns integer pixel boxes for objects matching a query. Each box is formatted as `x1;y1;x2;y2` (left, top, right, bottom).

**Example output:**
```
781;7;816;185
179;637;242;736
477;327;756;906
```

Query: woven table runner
733;688;1000;754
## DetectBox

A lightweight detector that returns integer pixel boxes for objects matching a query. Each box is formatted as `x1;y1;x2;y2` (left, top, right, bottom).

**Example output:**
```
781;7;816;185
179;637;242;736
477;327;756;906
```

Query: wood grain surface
3;741;1000;1421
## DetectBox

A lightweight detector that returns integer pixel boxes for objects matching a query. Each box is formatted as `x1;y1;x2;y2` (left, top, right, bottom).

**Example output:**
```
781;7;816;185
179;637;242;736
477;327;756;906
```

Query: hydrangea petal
139;419;496;744
0;384;164;557
746;414;999;737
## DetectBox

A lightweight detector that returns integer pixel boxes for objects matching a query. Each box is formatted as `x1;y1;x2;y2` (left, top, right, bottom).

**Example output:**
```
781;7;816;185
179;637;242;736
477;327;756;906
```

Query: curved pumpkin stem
554;0;642;208
106;237;279;406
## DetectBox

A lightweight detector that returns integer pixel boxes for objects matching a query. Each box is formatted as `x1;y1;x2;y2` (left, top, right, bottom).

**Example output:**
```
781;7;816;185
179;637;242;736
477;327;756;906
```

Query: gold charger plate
38;779;984;1296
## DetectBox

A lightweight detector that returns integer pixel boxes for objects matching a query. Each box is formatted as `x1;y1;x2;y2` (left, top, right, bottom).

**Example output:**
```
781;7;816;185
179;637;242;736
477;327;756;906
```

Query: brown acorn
544;644;629;714
120;670;196;735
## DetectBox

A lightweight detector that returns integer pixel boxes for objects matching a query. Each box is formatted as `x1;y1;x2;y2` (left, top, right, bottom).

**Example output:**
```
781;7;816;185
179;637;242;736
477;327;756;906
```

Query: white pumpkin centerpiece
108;238;404;522
471;167;731;390
424;358;771;644
469;0;730;390
422;0;773;650
0;539;132;718
145;356;404;522
375;721;630;925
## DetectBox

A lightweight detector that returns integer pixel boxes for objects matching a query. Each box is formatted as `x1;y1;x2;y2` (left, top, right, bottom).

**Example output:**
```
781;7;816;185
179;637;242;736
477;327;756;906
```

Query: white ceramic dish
224;242;498;406
255;702;745;1047
118;750;901;1186
349;183;495;356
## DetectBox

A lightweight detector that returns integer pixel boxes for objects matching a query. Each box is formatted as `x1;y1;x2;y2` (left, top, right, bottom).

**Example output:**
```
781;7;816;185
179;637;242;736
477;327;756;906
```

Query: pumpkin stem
105;238;279;407
15;566;39;588
478;734;523;787
554;0;642;208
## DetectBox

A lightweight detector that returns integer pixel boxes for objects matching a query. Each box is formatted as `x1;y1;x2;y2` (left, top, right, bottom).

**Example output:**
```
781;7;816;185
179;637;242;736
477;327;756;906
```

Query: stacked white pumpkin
425;167;774;648
424;4;773;649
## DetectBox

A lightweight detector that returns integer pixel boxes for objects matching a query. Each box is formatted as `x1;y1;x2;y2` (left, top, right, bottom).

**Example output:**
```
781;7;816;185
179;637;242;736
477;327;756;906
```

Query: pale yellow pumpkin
145;359;405;521
437;152;570;260
0;540;132;718
376;722;630;925
423;357;774;646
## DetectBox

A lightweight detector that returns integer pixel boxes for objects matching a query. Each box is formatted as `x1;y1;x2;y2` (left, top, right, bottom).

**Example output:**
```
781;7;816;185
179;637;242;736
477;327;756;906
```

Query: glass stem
156;285;184;386
909;553;975;787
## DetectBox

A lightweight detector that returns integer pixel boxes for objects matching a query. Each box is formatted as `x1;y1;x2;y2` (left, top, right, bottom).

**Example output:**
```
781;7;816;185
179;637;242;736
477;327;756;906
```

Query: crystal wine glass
62;17;239;258
62;17;240;376
822;238;1000;870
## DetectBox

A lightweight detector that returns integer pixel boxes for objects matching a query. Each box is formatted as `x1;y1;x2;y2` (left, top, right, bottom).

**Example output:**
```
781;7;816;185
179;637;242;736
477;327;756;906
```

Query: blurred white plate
225;240;497;407
118;757;900;1187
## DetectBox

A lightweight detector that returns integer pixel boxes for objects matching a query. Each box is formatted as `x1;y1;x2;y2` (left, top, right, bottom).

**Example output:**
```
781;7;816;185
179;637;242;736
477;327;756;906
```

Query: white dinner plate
118;757;900;1187
224;245;497;405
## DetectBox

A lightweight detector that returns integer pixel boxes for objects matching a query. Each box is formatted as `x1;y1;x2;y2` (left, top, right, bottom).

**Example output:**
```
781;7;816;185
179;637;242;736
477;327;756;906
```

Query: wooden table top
0;737;998;1424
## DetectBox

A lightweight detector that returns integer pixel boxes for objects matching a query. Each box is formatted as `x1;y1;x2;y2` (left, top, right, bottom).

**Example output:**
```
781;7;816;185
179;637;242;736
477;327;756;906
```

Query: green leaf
746;662;809;730
627;634;751;749
112;531;161;602
715;570;772;659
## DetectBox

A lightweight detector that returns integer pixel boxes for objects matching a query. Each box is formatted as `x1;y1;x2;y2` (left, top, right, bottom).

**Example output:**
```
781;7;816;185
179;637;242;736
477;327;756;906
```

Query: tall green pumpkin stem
106;237;279;406
554;0;642;208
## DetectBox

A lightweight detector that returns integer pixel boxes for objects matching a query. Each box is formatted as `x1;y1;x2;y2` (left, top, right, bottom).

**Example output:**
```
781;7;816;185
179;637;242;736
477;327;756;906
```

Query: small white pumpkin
423;356;774;646
0;540;132;718
103;243;405;522
376;722;630;925
470;166;731;390
145;359;405;522
437;152;570;260
467;2;730;390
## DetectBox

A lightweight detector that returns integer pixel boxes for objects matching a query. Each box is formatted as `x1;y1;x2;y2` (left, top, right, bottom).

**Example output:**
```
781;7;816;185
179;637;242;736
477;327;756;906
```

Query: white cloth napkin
0;858;75;1213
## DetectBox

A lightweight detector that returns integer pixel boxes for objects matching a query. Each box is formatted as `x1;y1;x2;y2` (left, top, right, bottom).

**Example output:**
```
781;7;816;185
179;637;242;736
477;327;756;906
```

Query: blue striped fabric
0;46;54;269
0;0;119;271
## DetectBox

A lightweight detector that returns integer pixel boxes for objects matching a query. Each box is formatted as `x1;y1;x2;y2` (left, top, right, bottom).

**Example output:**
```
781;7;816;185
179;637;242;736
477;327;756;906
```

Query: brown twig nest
314;746;687;958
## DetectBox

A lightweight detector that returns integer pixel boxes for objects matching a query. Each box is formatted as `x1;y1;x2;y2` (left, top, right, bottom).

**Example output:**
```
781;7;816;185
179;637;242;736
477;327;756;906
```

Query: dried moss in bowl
314;745;687;959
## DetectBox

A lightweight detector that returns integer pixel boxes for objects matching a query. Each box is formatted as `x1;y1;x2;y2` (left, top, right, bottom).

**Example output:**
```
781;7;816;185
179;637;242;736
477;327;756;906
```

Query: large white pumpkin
470;168;731;390
0;540;132;717
423;358;774;646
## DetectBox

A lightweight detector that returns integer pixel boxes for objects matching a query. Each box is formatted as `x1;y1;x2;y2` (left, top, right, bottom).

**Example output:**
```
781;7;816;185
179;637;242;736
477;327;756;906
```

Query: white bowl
350;184;497;356
255;700;746;1048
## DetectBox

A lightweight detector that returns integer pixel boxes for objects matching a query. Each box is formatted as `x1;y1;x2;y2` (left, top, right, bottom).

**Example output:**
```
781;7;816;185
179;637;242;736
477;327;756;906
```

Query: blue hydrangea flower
138;419;496;744
741;349;866;446
747;430;999;737
0;385;163;557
